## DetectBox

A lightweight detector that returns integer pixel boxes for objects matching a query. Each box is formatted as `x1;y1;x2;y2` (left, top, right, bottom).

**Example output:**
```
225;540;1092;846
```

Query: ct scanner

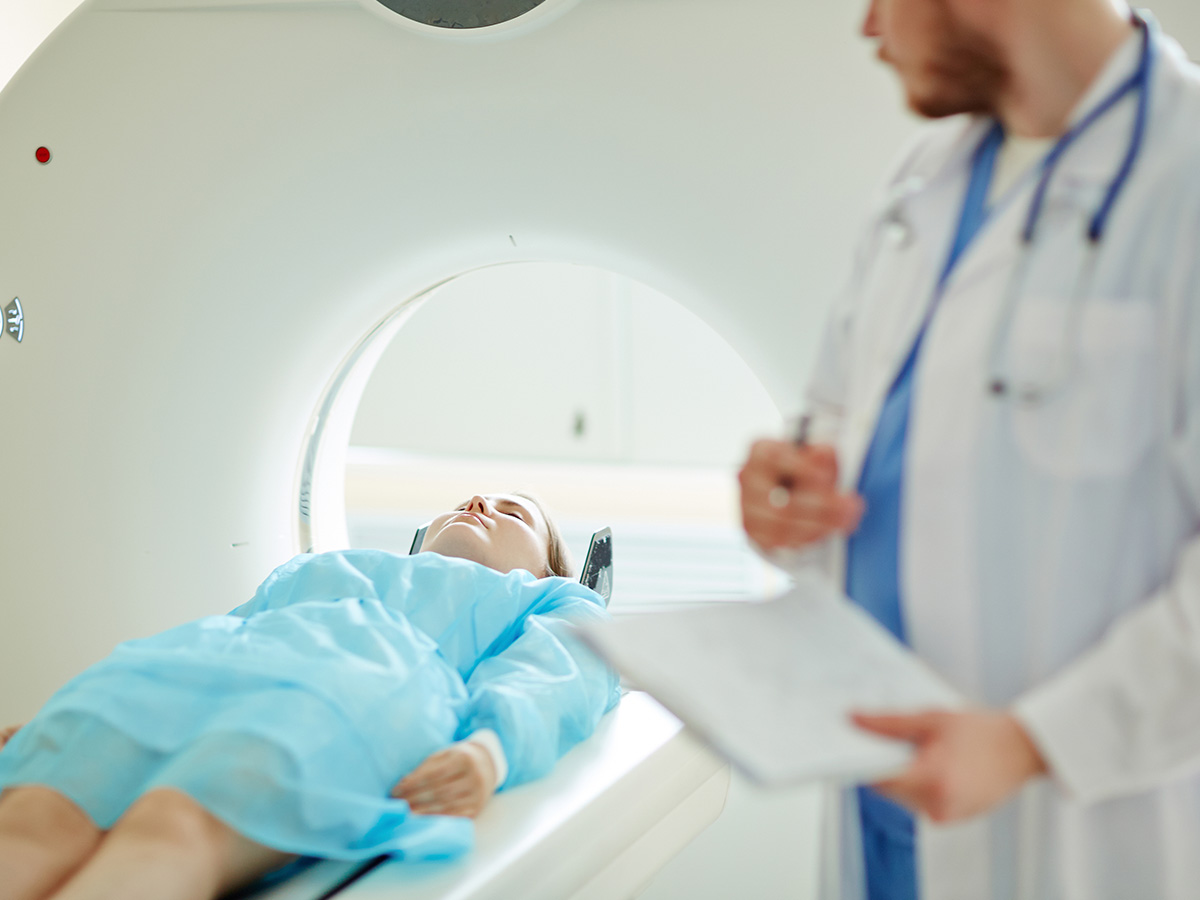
0;0;853;895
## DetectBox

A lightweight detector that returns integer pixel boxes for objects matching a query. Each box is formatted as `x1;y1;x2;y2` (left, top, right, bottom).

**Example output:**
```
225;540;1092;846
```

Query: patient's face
420;494;552;576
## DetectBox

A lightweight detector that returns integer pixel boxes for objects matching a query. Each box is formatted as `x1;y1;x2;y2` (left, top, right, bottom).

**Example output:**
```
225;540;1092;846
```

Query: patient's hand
392;743;498;819
0;725;21;750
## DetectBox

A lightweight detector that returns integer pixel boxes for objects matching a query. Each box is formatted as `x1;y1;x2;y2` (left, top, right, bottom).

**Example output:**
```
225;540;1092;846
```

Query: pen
792;413;812;447
767;414;812;509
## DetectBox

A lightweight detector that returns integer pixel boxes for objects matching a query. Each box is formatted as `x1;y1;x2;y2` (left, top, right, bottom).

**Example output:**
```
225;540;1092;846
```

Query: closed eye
497;504;530;523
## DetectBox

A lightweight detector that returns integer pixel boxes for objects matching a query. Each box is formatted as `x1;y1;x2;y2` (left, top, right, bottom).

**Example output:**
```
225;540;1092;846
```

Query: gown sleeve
457;586;621;789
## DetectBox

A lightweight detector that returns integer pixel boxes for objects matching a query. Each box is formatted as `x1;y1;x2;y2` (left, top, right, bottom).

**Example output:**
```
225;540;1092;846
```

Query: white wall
350;263;783;467
0;0;81;89
1154;2;1200;48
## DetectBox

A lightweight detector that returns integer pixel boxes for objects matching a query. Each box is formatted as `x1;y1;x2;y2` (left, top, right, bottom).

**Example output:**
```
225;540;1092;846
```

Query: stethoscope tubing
987;13;1155;403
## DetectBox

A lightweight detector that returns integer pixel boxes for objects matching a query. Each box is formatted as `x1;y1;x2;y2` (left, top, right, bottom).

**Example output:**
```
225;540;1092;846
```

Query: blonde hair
513;492;573;579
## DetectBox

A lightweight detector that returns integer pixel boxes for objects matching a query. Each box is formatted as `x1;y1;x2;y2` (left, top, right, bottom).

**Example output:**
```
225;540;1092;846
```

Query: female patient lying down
0;493;619;900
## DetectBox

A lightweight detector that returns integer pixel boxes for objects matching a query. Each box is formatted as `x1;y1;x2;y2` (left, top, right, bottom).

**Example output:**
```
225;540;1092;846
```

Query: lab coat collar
1048;13;1156;187
892;16;1147;202
939;17;1159;283
873;12;1165;214
927;16;1151;192
1064;17;1145;131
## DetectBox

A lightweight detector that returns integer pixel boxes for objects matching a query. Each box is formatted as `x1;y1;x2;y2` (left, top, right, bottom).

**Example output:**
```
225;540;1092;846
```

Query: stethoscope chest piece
884;218;914;248
880;176;926;249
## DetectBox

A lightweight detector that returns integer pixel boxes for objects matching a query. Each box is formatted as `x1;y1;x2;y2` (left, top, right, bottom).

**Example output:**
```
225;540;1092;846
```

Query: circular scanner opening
314;262;790;611
375;0;547;28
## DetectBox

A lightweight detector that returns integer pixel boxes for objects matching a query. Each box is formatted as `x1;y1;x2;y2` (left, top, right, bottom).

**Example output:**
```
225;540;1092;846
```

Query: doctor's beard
908;0;1010;120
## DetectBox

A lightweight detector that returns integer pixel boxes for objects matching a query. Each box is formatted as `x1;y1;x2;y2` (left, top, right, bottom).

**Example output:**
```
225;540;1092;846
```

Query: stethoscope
883;14;1156;406
987;13;1155;404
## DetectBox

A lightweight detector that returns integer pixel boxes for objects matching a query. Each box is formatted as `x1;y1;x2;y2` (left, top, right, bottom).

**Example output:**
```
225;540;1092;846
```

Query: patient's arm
460;593;621;789
392;743;497;818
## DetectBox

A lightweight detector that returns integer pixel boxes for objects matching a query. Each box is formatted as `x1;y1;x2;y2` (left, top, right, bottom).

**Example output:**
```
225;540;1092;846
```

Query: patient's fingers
392;744;497;819
402;755;471;788
401;775;486;818
398;767;469;799
395;749;464;786
408;783;475;807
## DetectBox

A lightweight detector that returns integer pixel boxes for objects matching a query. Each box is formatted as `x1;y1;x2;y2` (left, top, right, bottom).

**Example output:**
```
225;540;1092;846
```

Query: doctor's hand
392;743;498;819
852;710;1049;823
739;439;864;550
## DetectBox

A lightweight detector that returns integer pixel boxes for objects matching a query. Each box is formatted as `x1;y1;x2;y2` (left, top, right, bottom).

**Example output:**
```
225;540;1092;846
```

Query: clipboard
579;573;963;787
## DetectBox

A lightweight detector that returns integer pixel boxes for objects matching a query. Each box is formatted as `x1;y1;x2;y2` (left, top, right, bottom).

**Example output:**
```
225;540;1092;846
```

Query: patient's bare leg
49;788;294;900
0;786;103;900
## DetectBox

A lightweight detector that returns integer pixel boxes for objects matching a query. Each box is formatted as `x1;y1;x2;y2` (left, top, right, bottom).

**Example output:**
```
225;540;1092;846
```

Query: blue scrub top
845;122;1005;900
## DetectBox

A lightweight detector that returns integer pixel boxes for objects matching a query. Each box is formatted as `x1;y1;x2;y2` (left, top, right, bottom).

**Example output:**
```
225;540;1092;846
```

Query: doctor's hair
513;491;573;579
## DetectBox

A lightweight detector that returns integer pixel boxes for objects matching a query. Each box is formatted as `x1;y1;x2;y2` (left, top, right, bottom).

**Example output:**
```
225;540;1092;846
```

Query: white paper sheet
580;573;963;786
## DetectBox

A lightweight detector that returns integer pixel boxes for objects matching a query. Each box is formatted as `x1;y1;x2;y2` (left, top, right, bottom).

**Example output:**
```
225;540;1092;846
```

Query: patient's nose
467;495;493;516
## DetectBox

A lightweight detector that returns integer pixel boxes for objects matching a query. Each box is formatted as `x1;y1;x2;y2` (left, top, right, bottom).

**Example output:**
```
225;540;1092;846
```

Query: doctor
739;0;1200;898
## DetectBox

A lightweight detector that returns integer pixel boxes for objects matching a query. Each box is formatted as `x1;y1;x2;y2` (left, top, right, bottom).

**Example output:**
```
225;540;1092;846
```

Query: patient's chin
420;535;493;571
419;531;544;576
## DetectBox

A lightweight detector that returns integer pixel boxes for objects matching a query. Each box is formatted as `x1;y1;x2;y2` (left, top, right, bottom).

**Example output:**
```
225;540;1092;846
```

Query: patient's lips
452;510;490;528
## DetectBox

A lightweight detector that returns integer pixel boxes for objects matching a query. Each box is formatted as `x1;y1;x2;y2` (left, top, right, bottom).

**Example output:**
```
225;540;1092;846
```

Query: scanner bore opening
303;262;786;610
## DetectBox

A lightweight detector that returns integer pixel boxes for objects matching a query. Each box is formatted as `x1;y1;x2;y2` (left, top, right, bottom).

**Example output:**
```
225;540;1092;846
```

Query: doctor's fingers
738;459;859;522
742;441;840;490
742;487;862;539
743;508;845;550
871;772;950;821
788;490;864;528
870;740;958;819
851;711;949;742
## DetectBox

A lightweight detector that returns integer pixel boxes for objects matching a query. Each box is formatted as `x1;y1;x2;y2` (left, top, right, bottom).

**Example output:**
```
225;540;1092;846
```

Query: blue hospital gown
0;551;620;860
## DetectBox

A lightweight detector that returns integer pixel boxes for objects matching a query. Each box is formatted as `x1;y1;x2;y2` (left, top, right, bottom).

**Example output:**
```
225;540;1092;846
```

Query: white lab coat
805;23;1200;900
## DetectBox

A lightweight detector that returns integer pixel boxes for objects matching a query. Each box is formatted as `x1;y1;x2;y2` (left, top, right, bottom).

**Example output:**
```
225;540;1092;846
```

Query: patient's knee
0;786;101;856
116;789;224;854
113;789;260;892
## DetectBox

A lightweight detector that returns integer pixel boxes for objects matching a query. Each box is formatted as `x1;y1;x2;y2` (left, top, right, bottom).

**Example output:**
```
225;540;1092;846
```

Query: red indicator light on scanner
35;147;51;164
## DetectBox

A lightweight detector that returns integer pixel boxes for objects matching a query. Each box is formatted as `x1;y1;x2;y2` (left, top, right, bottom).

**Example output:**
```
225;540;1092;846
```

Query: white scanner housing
0;1;890;894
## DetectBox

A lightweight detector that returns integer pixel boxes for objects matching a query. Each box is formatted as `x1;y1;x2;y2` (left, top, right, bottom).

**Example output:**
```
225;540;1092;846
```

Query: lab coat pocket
1007;297;1159;479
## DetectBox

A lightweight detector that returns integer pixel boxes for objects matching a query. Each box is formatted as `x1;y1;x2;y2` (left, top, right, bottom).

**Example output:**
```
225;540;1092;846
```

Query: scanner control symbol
5;299;24;343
